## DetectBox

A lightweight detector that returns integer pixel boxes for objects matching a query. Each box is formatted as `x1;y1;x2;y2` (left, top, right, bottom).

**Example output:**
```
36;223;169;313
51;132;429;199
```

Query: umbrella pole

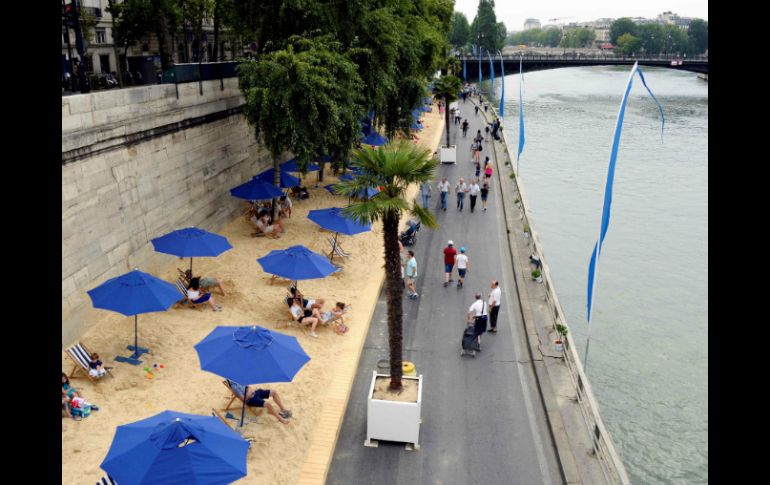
190;257;193;277
134;315;138;358
240;385;248;428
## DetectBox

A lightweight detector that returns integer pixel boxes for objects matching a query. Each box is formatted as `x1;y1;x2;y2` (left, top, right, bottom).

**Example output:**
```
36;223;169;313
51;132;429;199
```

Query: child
88;353;107;378
62;373;99;418
475;160;481;178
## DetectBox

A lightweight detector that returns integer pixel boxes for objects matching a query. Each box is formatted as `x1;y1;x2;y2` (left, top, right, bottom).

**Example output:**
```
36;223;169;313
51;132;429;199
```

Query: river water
484;66;708;484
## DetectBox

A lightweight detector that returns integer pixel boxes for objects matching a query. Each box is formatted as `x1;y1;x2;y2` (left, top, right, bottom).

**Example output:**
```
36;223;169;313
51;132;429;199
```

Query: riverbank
61;106;445;484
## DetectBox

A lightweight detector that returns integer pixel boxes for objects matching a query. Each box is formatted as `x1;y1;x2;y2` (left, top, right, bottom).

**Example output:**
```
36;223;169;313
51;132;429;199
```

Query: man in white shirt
437;177;450;211
455;178;468;211
468;179;481;213
488;280;502;333
468;293;488;347
455;247;469;289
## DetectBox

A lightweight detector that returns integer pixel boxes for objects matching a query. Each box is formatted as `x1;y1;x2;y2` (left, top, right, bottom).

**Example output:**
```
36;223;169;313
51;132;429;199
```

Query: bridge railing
461;54;707;62
478;95;632;485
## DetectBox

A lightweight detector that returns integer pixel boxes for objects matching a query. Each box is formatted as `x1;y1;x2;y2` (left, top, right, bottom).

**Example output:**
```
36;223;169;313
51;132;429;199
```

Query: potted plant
338;141;437;451
523;223;531;239
554;323;568;352
531;269;542;283
434;74;462;164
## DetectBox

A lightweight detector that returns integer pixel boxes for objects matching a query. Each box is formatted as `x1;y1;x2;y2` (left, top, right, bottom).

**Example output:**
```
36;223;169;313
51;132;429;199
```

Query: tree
687;19;708;54
661;23;688;55
433;74;462;146
637;23;663;54
238;35;365;217
470;0;503;53
337;141;438;391
616;33;641;55
542;28;562;47
450;12;470;47
560;28;596;48
610;17;637;45
109;0;155;75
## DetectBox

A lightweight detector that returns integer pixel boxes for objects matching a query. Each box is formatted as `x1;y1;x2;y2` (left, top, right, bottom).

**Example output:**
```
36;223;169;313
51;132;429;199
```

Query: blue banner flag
463;57;466;81
584;62;665;368
498;51;505;117
478;48;482;85
517;57;525;162
488;51;495;95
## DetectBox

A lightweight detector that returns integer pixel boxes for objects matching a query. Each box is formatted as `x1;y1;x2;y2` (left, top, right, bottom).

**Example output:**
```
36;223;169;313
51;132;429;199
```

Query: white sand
62;106;445;484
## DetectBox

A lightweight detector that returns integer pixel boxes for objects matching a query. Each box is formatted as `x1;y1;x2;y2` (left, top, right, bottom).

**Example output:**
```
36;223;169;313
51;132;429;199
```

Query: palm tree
336;140;438;391
433;74;462;147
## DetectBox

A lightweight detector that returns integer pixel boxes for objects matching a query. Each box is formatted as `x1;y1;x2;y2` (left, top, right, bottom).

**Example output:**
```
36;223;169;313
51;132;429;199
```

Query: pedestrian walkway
327;101;561;485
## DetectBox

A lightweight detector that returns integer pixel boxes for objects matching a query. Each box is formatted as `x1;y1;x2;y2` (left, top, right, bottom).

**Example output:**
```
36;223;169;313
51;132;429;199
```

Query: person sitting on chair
322;302;349;334
181;269;227;296
289;287;325;311
255;212;286;239
244;388;292;424
289;299;321;338
290;185;310;200
187;277;222;312
88;353;108;378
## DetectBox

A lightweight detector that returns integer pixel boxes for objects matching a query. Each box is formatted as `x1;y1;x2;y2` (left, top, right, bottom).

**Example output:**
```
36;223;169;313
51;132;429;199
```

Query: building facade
523;18;541;31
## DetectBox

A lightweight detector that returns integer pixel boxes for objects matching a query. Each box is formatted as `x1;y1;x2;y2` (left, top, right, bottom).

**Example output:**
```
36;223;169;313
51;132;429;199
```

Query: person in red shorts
443;240;457;287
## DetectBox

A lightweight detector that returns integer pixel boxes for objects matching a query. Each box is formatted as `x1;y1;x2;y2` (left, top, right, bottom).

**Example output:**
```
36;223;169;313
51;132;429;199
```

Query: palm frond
409;202;438;230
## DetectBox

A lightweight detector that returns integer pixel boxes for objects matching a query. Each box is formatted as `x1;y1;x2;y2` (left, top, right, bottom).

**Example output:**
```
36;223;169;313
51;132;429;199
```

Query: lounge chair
64;341;113;382
222;380;264;421
277;296;308;333
96;476;117;485
326;236;351;261
175;278;214;310
211;409;261;446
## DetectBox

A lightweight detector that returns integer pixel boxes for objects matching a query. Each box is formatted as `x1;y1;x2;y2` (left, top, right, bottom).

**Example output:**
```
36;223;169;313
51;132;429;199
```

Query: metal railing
461;53;707;62
475;95;632;484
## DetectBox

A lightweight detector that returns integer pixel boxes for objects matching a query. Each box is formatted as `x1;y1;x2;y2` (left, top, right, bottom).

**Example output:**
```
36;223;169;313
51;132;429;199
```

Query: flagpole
516;55;524;176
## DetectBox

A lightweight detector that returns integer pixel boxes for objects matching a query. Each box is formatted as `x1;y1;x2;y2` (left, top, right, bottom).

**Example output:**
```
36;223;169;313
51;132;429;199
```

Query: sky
453;0;708;32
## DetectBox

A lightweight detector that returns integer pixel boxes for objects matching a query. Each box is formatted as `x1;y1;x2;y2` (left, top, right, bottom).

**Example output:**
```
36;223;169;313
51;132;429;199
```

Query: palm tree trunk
382;211;404;391
272;152;280;221
444;101;451;146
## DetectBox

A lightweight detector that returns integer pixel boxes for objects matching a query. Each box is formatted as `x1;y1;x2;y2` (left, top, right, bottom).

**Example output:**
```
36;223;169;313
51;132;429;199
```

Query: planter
554;339;564;352
440;145;457;164
365;371;423;450
534;276;543;283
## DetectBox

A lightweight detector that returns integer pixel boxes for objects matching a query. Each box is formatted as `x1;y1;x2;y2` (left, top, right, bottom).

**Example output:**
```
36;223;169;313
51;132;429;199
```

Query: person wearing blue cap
455;247;469;289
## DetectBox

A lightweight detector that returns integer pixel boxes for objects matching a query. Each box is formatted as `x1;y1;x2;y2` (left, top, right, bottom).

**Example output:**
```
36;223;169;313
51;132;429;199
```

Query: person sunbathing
62;373;99;415
181;269;226;296
244;388;292;424
255;212;286;238
289;299;321;338
322;302;349;335
289;287;324;311
187;277;222;312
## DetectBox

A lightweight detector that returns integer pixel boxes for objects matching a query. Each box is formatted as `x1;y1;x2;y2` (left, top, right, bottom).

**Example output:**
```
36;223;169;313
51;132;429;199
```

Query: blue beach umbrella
101;410;249;485
421;104;431;112
195;326;310;427
338;173;355;182
87;269;181;365
230;178;284;201
255;168;300;189
308;207;372;261
257;245;338;288
411;121;424;131
361;132;388;146
281;158;320;173
355;186;381;199
151;227;232;275
323;183;339;194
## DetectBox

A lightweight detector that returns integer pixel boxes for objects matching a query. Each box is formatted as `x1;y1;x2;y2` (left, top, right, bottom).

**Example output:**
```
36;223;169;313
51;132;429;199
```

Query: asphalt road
327;99;562;485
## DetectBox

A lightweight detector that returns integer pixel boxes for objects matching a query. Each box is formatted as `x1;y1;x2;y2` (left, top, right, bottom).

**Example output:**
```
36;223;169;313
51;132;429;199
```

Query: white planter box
440;145;457;164
365;371;423;450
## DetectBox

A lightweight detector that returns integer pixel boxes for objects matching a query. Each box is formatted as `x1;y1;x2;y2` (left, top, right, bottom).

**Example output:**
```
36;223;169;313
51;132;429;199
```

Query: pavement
326;98;563;485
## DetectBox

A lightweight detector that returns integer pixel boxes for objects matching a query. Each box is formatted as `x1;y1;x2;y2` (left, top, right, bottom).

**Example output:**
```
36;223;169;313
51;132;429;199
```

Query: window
95;28;106;44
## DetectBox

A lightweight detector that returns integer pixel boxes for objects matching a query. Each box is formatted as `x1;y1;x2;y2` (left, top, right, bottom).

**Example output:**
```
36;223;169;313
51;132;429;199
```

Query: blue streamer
478;47;482;85
498;51;504;117
517;57;524;162
463;58;466;81
488;51;495;95
586;63;664;324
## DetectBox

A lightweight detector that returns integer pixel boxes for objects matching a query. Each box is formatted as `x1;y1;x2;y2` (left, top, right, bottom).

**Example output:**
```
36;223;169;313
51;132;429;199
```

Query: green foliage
560;28;596;48
616;33;641;55
506;27;562;47
687;19;708;54
470;0;504;52
555;323;568;337
450;12;470;46
610;18;637;45
661;23;688;54
434;74;462;145
636;23;664;54
238;34;365;168
531;269;542;278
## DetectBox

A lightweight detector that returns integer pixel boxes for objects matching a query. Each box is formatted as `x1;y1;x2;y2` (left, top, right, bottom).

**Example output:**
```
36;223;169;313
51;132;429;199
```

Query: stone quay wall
62;78;272;346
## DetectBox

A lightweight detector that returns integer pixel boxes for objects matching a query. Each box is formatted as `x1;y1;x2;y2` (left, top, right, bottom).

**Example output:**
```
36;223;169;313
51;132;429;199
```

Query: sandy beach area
62;104;445;484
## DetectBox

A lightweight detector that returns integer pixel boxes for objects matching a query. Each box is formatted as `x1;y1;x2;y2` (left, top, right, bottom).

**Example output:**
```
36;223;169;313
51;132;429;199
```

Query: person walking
405;250;419;299
474;105;480;116
484;159;493;182
473;141;482;164
468;178;480;213
475;159;481;178
455;247;469;289
420;181;432;209
485;125;491;141
488;280;502;332
468;293;488;349
443;240;457;287
461;119;469;137
474;130;483;146
480;181;490;211
437;177;450;211
455;178;468;211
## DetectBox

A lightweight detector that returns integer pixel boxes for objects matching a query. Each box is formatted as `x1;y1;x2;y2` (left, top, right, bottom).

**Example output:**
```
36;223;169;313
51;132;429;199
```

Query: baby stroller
461;324;480;357
399;220;421;246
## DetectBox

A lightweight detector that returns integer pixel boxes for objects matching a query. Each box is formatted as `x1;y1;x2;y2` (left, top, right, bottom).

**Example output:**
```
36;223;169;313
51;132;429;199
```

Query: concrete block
126;88;149;105
61;275;78;299
62;102;70;117
67;95;93;114
106;242;131;267
62;183;81;202
62;113;84;132
93;90;124;111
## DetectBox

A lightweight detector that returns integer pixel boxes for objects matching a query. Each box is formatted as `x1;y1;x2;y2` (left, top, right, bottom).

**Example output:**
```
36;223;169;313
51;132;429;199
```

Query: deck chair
96;476;117;485
65;341;113;382
327;236;351;261
222;380;264;420
211;409;262;446
175;278;213;310
276;296;308;333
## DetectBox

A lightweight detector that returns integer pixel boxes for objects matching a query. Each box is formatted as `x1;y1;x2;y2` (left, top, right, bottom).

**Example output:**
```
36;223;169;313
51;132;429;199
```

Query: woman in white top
256;212;286;238
187;277;222;311
455;247;469;289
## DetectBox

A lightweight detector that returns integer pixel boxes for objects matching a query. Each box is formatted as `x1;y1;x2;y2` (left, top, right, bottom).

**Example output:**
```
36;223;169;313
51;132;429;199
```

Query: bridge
459;54;708;75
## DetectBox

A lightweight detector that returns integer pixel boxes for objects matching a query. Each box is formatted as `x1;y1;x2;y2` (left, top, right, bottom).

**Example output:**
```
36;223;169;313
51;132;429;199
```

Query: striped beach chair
96;476;117;485
64;341;113;382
